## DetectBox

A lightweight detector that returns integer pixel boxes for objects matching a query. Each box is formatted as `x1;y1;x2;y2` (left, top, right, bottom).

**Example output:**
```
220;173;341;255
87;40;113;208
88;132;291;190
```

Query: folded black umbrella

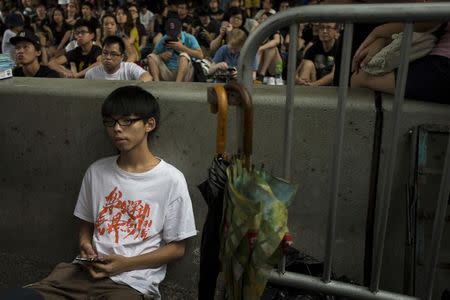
198;85;229;300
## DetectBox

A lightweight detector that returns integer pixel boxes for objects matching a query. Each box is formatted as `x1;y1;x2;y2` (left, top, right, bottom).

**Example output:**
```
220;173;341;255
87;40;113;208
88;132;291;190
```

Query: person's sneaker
266;76;276;85
263;76;269;84
275;76;284;85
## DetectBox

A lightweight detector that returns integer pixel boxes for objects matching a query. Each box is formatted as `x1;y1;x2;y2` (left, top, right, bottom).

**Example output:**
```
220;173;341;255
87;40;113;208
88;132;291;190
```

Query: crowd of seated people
0;0;449;102
0;0;340;84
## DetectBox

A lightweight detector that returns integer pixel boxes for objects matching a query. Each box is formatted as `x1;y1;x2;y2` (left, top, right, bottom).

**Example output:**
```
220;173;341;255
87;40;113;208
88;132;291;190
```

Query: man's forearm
374;22;442;39
315;71;334;86
179;46;204;59
125;240;186;271
79;220;94;247
48;62;71;76
75;61;101;78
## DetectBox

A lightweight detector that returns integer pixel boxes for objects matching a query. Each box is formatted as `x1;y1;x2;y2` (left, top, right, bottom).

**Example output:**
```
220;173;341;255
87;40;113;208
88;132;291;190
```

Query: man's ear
145;117;156;133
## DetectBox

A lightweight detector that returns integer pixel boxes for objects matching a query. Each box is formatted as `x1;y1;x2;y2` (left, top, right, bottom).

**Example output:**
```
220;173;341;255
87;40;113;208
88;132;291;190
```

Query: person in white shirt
85;35;152;81
2;13;25;60
139;3;154;33
21;85;197;300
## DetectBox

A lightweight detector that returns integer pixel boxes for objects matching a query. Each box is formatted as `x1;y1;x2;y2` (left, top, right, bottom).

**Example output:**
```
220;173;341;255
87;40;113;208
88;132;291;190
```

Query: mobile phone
75;256;101;263
165;36;178;43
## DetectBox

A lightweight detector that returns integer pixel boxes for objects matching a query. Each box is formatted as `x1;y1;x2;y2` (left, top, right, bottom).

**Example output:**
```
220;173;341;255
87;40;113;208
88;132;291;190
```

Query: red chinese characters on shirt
95;187;153;243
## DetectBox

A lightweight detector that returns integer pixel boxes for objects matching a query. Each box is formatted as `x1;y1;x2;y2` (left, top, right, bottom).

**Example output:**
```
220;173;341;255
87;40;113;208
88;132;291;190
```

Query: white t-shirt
73;156;197;298
2;29;16;60
85;61;147;81
140;10;154;30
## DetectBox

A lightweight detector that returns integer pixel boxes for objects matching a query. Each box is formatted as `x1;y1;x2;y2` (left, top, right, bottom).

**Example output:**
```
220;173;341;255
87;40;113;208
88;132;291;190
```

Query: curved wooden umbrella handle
224;82;253;168
211;85;228;156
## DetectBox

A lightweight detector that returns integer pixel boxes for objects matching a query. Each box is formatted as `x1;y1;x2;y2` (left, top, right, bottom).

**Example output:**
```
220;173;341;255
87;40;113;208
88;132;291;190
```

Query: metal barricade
236;3;450;300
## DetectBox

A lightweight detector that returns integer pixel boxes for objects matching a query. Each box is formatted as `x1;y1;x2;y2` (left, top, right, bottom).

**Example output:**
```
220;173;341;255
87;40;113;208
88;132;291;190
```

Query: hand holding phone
75;256;103;264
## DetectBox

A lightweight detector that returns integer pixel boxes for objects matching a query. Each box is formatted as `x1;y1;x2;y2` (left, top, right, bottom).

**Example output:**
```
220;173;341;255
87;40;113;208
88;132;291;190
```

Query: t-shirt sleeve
304;43;318;61
73;167;94;222
66;49;76;63
153;39;165;54
85;68;94;79
212;45;226;63
186;34;200;50
127;62;147;80
162;175;196;243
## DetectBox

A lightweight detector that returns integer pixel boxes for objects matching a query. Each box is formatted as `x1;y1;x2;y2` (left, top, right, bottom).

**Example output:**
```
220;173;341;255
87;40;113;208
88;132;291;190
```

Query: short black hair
103;35;125;54
225;7;246;23
196;6;209;17
81;1;94;10
102;86;160;139
74;19;95;33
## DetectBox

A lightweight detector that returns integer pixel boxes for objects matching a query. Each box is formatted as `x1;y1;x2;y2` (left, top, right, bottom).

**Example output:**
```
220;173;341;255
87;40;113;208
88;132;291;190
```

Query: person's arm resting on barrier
352;22;442;72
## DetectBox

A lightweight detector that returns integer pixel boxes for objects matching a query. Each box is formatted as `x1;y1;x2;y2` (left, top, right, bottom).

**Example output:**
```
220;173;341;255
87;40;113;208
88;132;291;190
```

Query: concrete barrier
0;78;449;298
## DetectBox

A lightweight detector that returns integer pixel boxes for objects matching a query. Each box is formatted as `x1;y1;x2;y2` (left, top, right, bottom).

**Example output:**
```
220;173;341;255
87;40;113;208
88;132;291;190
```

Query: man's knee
178;52;191;63
147;53;159;63
302;59;315;71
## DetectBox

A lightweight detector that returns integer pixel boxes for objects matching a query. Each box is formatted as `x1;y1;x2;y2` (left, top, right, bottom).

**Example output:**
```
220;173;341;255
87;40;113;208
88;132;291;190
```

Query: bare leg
296;59;316;85
147;54;160;81
267;48;282;75
258;48;277;76
176;56;189;82
351;70;395;94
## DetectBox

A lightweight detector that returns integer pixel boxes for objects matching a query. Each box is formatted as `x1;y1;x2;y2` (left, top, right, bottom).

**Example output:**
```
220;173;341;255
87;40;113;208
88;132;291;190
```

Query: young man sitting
11;30;60;78
85;36;152;81
295;22;339;86
8;86;197;300
49;19;102;78
147;17;203;82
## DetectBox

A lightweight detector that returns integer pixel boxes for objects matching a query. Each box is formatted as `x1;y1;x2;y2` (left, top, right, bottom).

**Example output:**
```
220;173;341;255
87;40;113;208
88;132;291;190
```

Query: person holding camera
192;6;220;57
208;28;256;82
147;17;203;82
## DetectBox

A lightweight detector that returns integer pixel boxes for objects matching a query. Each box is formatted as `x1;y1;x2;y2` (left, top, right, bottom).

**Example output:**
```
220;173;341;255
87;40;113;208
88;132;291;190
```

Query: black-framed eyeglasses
74;30;90;36
102;50;123;58
102;117;146;127
318;26;336;32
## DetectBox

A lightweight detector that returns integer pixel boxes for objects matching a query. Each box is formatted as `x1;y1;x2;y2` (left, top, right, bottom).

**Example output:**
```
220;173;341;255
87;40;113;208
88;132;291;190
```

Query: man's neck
322;39;335;52
22;60;41;77
117;147;160;173
80;42;93;54
105;63;121;74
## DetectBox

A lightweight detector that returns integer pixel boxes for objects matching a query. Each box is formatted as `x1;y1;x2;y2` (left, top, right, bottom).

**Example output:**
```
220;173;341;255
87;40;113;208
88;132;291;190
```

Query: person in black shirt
193;6;220;56
49;19;102;78
11;30;60;78
296;22;339;86
178;1;195;34
80;1;101;45
208;0;224;22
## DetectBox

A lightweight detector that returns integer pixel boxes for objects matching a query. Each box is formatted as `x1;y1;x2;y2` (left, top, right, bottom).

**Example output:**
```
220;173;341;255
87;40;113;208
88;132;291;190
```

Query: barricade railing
236;3;450;299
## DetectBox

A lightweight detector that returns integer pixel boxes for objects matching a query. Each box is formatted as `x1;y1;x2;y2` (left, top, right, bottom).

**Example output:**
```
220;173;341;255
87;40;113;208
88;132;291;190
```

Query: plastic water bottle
275;60;283;76
0;54;13;80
